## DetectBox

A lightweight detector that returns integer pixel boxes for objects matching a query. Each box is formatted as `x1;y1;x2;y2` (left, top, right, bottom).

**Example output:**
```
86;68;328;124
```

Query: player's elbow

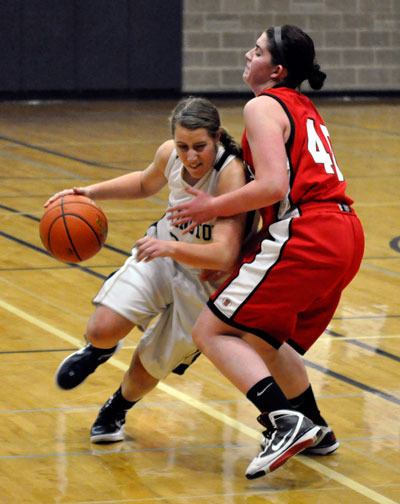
278;179;289;199
270;177;289;201
265;178;288;204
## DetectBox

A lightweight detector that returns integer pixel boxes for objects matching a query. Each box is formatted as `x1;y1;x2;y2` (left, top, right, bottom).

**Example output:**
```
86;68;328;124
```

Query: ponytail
307;63;327;90
219;128;242;159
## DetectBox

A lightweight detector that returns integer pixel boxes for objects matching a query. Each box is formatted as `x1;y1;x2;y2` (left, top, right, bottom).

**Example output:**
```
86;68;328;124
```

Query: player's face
174;125;219;182
243;32;275;93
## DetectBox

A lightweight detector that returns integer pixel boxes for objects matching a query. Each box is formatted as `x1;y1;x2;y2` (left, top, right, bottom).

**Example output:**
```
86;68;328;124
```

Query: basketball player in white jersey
44;97;250;442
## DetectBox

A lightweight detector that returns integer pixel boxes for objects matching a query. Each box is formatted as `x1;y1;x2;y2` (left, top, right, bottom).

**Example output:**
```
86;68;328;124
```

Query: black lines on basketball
39;195;108;263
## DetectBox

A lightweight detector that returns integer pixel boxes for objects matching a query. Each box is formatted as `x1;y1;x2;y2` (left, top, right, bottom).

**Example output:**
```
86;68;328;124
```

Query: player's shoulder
217;154;246;192
222;155;244;175
244;94;284;117
156;139;175;160
244;93;290;133
153;140;176;172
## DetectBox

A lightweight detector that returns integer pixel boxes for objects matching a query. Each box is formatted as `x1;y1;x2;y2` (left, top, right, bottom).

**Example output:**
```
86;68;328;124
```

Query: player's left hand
167;187;217;233
135;236;172;262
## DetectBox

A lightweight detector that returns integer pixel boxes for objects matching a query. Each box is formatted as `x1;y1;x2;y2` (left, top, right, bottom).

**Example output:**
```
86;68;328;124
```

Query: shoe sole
90;428;125;444
301;440;340;456
246;426;322;480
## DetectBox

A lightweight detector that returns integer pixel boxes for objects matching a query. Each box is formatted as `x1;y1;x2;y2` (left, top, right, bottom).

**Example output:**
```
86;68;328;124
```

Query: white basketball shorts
93;250;213;379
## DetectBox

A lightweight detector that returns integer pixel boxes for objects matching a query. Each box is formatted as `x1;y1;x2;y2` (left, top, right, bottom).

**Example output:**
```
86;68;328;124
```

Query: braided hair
266;25;327;90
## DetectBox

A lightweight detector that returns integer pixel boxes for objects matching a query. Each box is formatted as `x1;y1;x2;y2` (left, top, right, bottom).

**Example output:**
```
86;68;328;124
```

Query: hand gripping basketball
39;194;108;263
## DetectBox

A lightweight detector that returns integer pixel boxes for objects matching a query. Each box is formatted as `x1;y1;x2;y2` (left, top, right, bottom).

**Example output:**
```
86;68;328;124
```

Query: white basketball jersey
151;146;235;250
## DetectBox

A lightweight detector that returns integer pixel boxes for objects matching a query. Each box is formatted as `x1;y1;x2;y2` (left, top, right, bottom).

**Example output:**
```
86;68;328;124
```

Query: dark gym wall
0;0;182;93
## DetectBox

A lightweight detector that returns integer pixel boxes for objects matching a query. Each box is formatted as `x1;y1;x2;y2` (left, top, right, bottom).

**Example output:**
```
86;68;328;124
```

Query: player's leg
192;309;321;479
257;342;339;455
55;253;174;390
90;349;159;443
90;299;201;444
276;294;344;456
55;305;134;390
253;340;309;398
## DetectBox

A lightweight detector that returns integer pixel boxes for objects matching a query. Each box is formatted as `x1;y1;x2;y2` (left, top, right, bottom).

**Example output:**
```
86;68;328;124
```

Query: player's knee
86;306;132;346
85;322;110;346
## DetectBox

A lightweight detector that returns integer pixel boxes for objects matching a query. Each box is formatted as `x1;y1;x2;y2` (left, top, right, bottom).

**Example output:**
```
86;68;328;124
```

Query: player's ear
271;65;287;81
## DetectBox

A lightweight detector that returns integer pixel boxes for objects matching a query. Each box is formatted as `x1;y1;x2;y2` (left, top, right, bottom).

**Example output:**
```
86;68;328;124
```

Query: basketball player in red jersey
168;25;365;478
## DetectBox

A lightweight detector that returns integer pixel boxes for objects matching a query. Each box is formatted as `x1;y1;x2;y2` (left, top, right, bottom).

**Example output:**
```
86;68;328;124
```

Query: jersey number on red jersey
306;118;344;181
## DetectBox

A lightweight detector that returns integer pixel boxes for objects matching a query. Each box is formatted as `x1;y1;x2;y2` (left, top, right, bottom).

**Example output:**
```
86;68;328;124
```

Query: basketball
39;194;108;263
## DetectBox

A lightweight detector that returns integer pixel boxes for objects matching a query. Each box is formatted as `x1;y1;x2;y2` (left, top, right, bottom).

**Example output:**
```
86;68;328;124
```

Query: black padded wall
76;0;129;90
0;0;182;93
0;1;22;91
129;1;183;90
21;1;75;90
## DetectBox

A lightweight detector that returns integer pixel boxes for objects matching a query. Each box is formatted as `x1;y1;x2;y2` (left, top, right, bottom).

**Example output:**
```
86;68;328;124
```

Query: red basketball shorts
208;204;365;354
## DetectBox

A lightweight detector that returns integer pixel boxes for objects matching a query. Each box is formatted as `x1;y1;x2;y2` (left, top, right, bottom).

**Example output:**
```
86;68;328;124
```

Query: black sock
246;377;292;414
289;385;327;426
110;386;137;412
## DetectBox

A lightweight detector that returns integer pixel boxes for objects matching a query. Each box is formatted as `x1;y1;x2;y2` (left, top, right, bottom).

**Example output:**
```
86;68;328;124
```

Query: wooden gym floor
0;96;399;503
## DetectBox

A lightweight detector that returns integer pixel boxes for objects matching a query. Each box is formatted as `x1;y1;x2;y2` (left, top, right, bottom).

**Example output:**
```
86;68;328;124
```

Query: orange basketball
39;194;108;263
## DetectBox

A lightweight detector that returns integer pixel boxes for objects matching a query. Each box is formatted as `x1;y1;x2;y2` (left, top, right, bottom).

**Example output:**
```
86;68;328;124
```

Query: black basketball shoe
90;395;126;444
246;409;321;479
55;343;120;390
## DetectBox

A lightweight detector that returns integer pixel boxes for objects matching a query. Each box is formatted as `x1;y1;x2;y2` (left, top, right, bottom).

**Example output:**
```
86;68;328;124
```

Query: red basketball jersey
241;86;353;227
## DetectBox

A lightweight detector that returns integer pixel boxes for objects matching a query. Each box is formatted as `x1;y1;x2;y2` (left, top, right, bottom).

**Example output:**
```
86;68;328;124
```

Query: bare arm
167;96;290;225
135;157;247;271
44;141;173;206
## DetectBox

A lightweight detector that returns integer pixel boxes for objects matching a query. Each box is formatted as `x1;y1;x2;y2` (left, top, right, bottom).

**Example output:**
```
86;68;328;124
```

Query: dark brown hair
266;25;327;90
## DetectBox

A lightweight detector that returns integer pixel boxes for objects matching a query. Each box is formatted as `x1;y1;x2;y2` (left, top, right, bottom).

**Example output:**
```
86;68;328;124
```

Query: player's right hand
135;236;172;262
43;187;87;207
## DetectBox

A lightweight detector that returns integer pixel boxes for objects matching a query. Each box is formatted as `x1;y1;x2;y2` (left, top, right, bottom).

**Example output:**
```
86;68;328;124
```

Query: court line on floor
0;133;127;171
71;485;374;504
0;298;396;504
319;335;400;341
362;262;400;278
